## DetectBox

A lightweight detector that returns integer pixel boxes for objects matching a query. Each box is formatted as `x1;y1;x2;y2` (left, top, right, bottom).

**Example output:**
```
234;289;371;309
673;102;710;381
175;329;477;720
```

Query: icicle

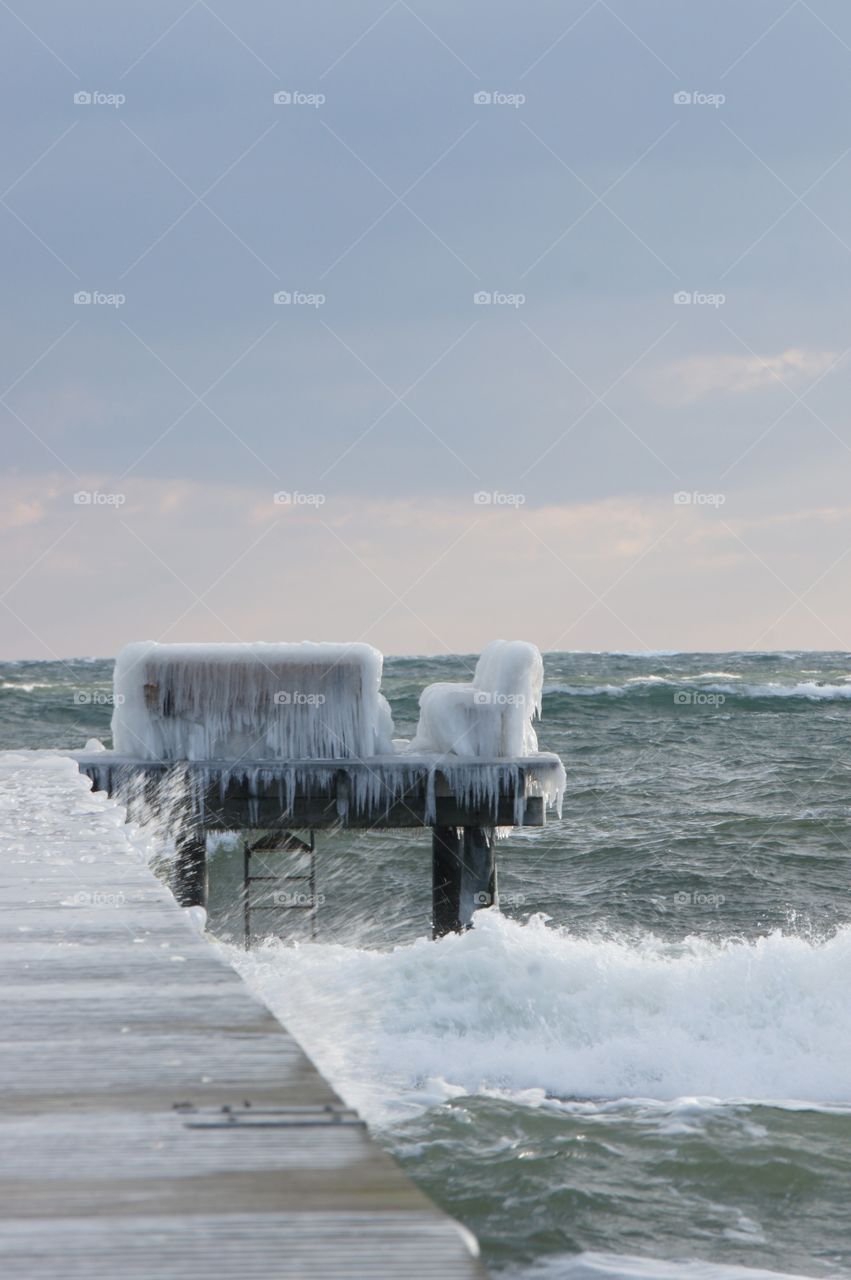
111;641;395;761
409;640;545;757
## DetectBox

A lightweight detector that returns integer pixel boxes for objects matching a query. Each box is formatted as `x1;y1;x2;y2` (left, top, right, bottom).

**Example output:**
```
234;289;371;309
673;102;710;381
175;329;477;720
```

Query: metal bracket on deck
175;1102;365;1129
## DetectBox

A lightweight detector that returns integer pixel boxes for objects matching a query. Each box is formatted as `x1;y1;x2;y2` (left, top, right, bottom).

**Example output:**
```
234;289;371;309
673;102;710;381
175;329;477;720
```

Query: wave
730;681;851;700
0;682;57;692
519;1251;820;1280
543;679;851;702
594;650;684;659
226;913;851;1129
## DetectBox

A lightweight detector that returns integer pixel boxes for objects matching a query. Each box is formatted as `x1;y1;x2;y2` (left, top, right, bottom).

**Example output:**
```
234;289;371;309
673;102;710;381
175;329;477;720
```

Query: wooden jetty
92;639;566;939
73;752;566;939
0;751;486;1278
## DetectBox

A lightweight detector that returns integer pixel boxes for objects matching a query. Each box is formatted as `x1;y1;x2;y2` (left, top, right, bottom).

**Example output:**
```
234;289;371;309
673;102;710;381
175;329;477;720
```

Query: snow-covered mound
111;641;395;761
410;640;544;758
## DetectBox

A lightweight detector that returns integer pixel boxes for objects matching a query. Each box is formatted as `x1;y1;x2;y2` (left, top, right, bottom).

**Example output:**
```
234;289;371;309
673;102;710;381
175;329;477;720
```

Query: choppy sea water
3;650;851;1278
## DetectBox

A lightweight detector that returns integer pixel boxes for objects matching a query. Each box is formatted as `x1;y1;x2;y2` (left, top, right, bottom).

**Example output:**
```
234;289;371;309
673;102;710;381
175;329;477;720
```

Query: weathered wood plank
0;752;486;1278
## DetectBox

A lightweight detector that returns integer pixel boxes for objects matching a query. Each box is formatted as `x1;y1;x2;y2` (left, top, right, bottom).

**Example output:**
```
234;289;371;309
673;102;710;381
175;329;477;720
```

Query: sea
2;650;851;1279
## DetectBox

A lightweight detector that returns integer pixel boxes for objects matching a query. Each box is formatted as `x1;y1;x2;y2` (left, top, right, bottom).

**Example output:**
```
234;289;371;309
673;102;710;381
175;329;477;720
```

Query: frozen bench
111;641;395;761
410;640;544;758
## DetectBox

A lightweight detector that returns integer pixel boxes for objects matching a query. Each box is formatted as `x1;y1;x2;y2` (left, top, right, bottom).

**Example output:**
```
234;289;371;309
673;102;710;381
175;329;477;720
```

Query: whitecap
225;912;851;1129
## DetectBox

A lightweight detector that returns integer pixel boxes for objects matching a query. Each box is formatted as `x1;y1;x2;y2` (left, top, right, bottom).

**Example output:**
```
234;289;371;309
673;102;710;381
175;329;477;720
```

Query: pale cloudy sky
3;0;851;658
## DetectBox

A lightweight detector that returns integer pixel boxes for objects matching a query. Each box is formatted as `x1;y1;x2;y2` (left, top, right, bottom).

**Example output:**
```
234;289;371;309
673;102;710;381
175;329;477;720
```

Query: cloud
652;348;842;406
3;474;851;658
5;1;851;654
0;496;48;531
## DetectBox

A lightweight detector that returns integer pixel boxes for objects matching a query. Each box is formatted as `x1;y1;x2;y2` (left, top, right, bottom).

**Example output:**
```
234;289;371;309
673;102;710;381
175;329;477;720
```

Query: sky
3;0;851;658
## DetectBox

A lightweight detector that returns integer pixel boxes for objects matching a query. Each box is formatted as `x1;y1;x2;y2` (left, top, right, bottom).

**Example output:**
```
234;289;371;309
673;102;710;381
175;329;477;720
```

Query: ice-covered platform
0;752;485;1279
73;752;566;829
80;639;567;938
73;750;565;939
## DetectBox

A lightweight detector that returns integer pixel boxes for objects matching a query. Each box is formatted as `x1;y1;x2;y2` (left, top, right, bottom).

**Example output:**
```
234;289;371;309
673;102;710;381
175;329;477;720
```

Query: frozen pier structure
75;641;565;938
0;752;485;1279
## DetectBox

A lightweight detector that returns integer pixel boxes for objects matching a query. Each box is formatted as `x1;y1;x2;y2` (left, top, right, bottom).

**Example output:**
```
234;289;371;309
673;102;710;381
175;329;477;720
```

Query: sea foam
228;911;851;1129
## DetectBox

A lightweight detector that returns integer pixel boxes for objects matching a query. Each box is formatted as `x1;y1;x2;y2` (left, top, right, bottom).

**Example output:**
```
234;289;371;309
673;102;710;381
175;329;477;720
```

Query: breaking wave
543;679;851;703
228;912;851;1130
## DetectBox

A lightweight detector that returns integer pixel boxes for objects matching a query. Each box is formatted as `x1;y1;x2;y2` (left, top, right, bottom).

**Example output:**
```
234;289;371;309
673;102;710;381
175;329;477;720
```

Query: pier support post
432;826;462;938
431;825;496;939
460;826;496;925
174;828;207;908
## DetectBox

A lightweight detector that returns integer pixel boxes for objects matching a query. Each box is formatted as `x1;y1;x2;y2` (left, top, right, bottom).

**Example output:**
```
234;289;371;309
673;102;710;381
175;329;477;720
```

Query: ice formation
189;758;565;826
111;641;395;761
410;640;544;758
84;753;565;828
103;638;564;822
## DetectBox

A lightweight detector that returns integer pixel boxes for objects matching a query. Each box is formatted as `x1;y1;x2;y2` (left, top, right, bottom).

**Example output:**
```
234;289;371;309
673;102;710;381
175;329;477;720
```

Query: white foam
0;749;162;871
0;682;54;692
605;650;683;658
228;912;851;1129
543;679;851;701
543;684;627;697
719;681;851;700
521;1251;820;1280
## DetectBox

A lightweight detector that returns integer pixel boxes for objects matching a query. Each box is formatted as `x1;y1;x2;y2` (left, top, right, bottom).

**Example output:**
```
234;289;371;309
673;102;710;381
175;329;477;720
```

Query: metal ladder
243;831;317;948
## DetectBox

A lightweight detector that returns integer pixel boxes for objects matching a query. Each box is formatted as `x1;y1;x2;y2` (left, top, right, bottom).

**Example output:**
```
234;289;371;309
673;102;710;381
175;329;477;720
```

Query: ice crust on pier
104;638;564;822
83;755;565;827
410;640;544;758
111;641;395;761
175;757;564;826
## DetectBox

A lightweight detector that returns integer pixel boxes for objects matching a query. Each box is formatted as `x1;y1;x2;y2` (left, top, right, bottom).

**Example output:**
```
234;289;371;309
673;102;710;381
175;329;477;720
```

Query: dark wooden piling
461;826;496;921
173;829;207;908
432;826;496;938
432;825;463;937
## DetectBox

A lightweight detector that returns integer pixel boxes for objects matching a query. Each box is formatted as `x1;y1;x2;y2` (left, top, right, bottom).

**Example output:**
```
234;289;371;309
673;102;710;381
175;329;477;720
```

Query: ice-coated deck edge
0;751;486;1279
72;750;566;828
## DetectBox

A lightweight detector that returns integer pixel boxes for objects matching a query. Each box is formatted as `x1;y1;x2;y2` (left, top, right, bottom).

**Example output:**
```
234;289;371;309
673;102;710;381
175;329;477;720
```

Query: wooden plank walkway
0;751;486;1279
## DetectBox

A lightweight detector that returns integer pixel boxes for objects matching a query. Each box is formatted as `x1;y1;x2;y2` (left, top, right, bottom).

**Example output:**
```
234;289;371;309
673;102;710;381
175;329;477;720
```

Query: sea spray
226;911;851;1129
